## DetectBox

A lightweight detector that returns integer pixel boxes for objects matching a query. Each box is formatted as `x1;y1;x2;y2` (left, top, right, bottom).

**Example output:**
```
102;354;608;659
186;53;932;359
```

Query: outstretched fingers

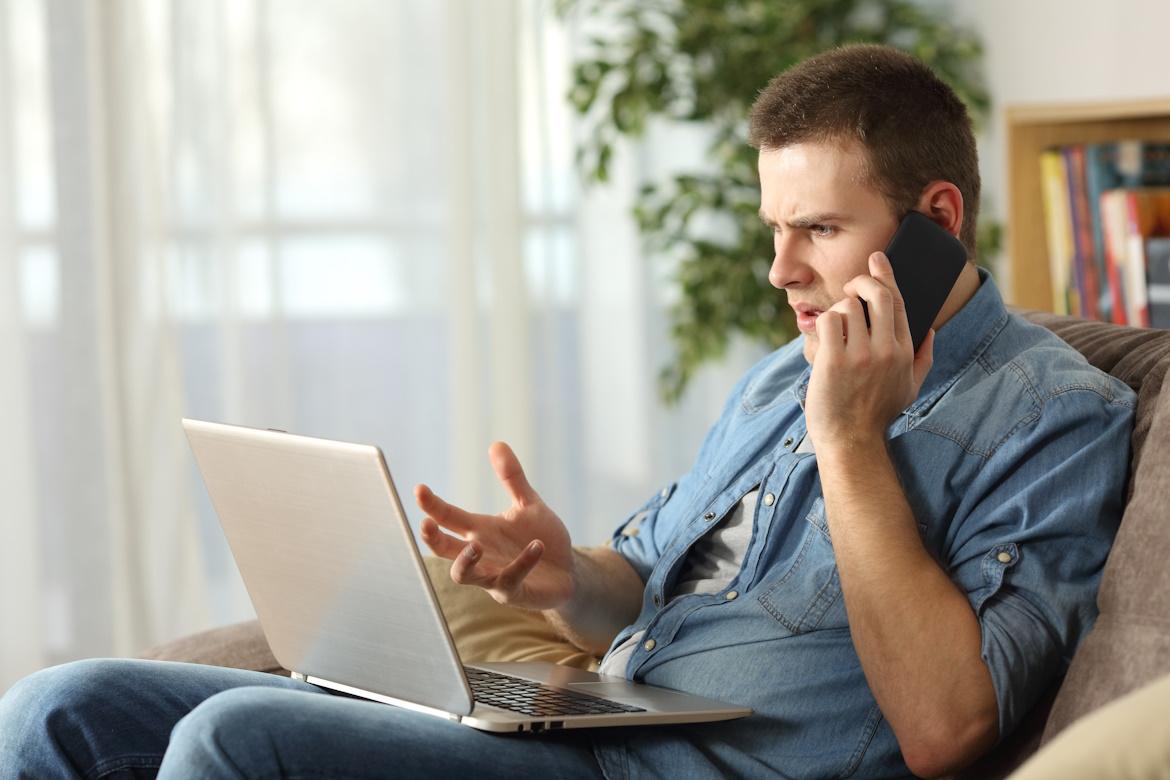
489;442;538;507
447;538;544;599
449;540;489;586
495;540;544;594
419;516;467;560
414;483;475;534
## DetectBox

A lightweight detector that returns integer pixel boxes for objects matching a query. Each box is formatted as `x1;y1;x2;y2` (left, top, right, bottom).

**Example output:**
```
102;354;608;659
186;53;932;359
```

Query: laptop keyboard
464;666;646;717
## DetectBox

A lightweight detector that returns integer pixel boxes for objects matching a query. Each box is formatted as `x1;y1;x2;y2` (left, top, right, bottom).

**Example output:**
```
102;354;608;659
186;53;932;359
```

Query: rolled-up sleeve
608;482;678;582
947;388;1135;736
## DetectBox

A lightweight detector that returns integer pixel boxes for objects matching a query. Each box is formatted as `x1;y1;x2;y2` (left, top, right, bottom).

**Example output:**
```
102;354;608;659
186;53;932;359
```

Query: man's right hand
414;441;575;611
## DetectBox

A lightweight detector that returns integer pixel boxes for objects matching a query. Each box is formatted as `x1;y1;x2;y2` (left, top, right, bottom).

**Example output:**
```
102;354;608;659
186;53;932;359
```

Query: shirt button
704;512;716;521
725;590;738;601
763;493;775;506
997;551;1013;564
660;488;670;498
653;594;661;607
643;639;657;652
783;437;794;447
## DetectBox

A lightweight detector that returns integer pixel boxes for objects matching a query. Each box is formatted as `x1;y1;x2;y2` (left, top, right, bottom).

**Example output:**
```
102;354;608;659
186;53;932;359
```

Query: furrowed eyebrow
758;210;847;229
788;213;846;228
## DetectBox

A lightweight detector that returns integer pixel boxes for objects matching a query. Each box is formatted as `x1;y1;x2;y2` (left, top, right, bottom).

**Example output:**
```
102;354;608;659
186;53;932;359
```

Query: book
1146;237;1170;329
1099;190;1130;324
1099;188;1170;327
1039;150;1074;315
1084;144;1117;320
1064;146;1099;319
1038;141;1170;325
1084;141;1170;320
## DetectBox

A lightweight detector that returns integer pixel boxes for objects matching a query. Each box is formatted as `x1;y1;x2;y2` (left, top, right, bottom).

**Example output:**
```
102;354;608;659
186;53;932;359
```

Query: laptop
182;418;751;733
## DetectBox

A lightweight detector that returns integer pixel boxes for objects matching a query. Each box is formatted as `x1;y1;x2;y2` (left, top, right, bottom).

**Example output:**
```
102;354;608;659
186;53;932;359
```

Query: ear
915;181;964;239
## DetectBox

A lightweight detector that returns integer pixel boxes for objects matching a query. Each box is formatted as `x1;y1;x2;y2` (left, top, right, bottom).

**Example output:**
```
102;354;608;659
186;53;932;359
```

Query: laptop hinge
300;673;465;722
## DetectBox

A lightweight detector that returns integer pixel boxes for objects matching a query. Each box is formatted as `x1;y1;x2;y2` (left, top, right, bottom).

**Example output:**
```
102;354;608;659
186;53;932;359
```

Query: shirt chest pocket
757;497;847;635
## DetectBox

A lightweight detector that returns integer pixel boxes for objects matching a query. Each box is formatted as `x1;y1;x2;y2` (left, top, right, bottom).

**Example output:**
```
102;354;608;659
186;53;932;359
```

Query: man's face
758;141;902;364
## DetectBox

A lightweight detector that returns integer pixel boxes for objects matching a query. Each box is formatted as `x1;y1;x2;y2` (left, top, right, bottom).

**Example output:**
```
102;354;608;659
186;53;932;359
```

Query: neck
932;262;981;331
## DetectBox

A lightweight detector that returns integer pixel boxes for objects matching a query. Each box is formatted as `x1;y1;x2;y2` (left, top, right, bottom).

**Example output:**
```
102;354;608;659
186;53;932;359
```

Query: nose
767;231;813;290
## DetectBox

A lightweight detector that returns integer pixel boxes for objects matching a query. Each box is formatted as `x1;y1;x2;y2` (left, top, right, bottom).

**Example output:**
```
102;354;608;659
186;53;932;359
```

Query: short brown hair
748;44;980;256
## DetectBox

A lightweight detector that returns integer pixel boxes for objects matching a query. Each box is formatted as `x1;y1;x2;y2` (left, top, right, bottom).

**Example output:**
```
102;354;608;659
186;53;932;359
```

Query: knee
0;659;114;726
0;659;121;761
163;688;287;775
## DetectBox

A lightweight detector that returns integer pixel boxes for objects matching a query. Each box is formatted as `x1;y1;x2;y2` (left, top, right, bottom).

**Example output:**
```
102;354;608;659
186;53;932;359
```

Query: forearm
819;437;998;777
543;546;645;657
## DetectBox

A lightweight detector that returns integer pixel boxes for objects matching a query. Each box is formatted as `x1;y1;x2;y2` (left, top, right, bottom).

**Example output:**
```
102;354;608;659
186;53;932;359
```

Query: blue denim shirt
594;272;1135;779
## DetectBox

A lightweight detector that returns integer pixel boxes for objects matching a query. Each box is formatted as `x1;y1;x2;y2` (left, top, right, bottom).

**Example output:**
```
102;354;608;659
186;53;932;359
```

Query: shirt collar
906;266;1008;416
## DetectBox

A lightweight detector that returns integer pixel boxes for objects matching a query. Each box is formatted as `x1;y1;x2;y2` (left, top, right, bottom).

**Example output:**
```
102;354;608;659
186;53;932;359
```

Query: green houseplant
561;0;994;402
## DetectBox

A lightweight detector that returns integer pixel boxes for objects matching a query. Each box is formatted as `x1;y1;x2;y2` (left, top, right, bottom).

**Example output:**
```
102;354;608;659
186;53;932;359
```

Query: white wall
956;0;1170;278
965;0;1170;104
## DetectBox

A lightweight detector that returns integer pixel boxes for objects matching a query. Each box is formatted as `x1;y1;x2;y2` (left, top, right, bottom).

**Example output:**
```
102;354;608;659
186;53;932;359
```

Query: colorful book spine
1039;150;1074;315
1084;144;1118;320
1099;189;1130;324
1098;188;1170;328
1039;140;1170;326
1064;146;1098;319
1126;189;1170;327
1085;141;1170;320
1114;141;1170;186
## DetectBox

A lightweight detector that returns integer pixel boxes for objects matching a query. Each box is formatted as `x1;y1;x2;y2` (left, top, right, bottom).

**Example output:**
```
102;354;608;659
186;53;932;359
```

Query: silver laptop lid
182;418;473;716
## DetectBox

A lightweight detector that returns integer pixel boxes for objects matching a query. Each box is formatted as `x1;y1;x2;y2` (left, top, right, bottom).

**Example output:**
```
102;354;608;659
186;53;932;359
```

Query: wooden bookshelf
1005;97;1170;311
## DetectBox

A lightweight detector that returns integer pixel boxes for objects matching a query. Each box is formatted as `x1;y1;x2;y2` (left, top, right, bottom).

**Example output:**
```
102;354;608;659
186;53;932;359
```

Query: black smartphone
865;211;968;351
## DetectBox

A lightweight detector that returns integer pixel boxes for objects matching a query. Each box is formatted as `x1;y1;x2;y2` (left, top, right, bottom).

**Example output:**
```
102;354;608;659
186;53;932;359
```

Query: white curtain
0;0;762;693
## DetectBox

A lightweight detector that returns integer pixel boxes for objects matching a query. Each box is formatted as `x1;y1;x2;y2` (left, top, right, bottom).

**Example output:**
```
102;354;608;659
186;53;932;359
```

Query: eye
810;224;835;237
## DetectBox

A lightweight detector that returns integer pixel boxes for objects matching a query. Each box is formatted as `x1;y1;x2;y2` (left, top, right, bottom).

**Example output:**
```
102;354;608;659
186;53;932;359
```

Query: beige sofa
142;311;1170;778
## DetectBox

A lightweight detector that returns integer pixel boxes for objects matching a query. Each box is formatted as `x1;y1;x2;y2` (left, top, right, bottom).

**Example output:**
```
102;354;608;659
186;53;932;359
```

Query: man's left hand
805;251;934;449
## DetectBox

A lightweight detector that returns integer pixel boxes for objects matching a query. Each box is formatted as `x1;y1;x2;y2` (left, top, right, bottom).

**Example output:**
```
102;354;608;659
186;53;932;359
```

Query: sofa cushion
1040;381;1170;742
139;556;597;674
1021;311;1170;498
426;556;599;670
1018;313;1170;744
138;617;288;675
1006;671;1170;780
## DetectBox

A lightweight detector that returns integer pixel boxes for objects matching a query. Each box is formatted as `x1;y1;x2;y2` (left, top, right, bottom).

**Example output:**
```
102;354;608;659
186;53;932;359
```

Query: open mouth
794;307;823;333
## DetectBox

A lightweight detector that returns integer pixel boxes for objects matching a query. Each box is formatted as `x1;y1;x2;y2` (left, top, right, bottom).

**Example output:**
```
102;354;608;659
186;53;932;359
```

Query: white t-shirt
599;434;815;678
599;487;759;677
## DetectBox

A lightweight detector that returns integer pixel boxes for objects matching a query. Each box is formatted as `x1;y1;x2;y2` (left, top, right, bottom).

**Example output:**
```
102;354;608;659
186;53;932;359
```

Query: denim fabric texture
0;659;604;779
600;270;1135;779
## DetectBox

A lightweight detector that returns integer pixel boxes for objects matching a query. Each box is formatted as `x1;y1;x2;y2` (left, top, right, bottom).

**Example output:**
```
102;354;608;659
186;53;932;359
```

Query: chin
801;338;816;365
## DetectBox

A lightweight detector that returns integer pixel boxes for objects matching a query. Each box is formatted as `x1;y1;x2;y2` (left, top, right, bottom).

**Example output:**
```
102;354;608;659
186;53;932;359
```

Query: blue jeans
0;659;605;779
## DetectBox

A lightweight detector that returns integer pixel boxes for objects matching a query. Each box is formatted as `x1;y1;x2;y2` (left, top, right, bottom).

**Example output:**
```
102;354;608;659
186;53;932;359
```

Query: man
0;44;1134;779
